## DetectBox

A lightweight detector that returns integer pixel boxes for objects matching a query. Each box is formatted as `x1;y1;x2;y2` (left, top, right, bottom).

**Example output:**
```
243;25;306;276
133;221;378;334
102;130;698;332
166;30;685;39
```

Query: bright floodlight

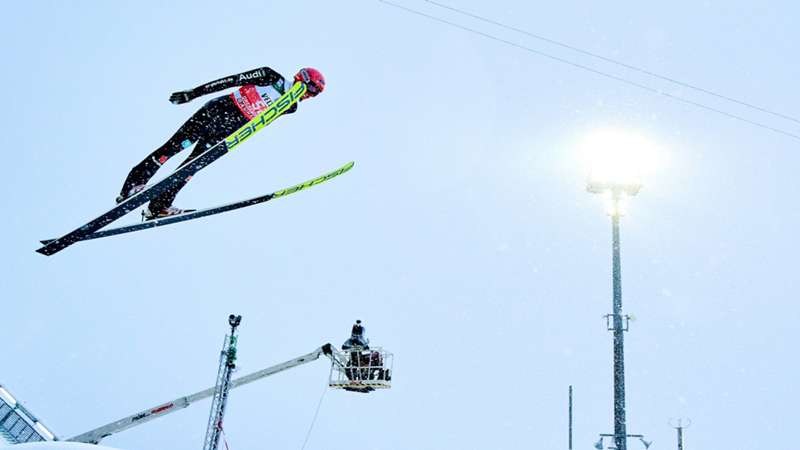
583;128;656;196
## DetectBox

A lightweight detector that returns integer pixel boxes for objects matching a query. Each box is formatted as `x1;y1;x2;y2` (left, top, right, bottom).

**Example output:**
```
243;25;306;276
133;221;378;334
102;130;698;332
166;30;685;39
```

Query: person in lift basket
341;320;390;387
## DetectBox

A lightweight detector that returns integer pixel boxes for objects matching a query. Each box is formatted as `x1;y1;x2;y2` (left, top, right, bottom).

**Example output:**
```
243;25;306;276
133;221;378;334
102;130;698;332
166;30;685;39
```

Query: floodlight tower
586;133;644;450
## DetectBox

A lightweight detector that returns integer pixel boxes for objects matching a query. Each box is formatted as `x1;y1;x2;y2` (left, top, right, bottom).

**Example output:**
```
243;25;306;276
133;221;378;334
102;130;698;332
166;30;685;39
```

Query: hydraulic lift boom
68;344;335;444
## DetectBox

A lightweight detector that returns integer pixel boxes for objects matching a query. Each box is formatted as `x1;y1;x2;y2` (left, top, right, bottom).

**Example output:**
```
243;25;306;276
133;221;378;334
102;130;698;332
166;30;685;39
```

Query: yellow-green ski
39;161;355;245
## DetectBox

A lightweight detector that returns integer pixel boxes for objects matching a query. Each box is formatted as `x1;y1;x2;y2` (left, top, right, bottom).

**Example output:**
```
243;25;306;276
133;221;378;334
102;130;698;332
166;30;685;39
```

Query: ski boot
142;205;195;221
116;184;146;204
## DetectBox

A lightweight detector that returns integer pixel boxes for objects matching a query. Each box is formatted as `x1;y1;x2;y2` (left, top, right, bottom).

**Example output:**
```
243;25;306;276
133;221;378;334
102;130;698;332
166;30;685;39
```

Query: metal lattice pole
203;315;242;450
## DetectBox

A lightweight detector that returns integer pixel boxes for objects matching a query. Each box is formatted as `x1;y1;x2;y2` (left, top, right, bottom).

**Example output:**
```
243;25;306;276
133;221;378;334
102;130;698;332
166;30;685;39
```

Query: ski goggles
305;80;323;97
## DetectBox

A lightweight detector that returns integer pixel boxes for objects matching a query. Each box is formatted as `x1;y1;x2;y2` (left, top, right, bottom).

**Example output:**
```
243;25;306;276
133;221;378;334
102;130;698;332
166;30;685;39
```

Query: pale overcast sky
3;1;799;450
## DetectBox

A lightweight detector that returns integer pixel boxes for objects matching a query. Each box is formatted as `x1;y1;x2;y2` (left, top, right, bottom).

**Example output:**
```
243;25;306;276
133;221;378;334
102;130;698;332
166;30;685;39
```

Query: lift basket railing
328;347;392;391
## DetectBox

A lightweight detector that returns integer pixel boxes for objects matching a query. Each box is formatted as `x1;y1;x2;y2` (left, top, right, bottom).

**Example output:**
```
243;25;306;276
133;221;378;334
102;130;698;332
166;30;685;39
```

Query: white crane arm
68;344;334;444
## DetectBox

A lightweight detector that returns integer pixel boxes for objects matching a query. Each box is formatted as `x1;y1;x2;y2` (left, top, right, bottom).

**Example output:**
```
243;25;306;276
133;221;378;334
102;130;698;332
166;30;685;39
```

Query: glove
169;90;195;105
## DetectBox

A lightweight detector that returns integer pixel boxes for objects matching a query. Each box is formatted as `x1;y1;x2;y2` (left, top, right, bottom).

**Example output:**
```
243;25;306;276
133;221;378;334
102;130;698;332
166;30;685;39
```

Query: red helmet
294;67;325;100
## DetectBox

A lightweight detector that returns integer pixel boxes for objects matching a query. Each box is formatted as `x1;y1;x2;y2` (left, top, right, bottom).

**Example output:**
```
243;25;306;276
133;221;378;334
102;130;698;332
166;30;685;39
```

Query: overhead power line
424;0;800;126
377;0;800;142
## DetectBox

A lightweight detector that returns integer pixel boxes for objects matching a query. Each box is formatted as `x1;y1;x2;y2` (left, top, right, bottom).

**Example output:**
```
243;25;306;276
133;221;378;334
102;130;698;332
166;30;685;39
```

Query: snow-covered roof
0;385;56;445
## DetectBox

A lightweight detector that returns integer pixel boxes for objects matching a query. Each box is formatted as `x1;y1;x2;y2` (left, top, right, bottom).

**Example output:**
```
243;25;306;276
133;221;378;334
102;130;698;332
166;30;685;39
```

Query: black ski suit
119;67;297;212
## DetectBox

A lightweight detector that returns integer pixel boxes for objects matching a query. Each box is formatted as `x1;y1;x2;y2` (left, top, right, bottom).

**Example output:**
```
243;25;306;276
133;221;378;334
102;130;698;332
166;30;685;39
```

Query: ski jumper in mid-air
117;67;326;220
